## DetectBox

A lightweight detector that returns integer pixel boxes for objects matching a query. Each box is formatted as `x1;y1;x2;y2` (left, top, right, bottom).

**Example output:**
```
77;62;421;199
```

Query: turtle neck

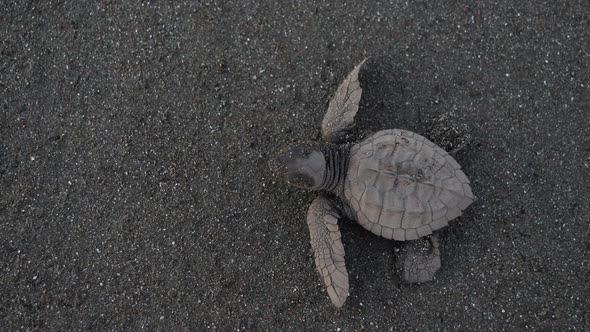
319;145;349;196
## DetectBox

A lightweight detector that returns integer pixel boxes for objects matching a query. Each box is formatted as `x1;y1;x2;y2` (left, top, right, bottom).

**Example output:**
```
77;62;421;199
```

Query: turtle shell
344;129;475;241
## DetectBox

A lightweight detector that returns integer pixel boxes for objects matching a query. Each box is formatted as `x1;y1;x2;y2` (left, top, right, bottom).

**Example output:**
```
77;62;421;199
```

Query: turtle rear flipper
307;195;349;307
402;234;442;283
321;58;368;143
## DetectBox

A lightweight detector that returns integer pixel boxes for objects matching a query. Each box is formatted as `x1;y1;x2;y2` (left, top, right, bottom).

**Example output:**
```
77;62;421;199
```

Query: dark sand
1;1;589;330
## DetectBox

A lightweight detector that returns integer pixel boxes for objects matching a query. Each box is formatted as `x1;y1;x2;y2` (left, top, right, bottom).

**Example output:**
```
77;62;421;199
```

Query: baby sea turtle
277;59;475;307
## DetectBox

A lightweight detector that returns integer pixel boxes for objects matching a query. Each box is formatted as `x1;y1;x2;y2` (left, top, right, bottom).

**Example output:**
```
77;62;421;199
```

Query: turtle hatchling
277;58;475;307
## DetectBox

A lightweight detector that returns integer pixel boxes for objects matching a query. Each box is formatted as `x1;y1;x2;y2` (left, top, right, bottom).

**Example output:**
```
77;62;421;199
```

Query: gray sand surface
1;1;589;330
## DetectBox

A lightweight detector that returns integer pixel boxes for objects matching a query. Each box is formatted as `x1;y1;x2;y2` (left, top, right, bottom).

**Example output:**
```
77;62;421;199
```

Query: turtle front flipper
321;58;368;143
307;195;349;307
402;234;442;284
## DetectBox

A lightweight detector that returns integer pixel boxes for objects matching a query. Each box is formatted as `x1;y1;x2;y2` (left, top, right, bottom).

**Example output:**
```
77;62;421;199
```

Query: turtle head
276;143;326;190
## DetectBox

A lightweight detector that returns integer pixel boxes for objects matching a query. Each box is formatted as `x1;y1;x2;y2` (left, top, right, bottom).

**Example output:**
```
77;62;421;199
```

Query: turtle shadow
353;56;477;167
355;56;424;137
338;217;404;296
